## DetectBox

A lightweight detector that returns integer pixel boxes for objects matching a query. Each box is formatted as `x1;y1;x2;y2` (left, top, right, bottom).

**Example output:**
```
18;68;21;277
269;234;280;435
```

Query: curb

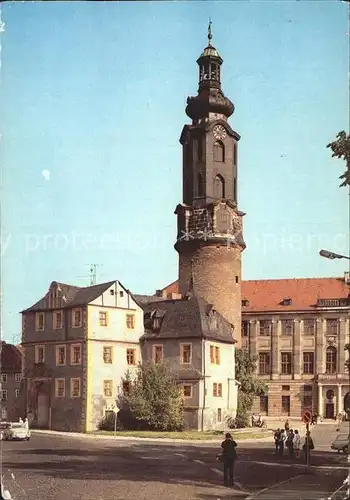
31;429;273;445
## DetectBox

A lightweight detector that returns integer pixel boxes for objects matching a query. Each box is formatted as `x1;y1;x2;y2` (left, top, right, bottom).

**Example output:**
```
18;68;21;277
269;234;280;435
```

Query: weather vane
208;18;212;46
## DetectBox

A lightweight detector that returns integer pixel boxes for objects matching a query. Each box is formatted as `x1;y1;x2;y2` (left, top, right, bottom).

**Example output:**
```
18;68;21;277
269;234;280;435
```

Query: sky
1;1;349;343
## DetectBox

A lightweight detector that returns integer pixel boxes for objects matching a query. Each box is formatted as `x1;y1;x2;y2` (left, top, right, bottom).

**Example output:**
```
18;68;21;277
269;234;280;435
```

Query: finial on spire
208;19;212;46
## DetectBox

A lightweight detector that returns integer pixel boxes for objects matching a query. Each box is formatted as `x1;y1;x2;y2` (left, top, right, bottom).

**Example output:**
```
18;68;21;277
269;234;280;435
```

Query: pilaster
318;384;323;417
316;318;325;374
249;320;258;359
337;385;343;415
293;319;301;379
271;319;279;380
339;317;346;373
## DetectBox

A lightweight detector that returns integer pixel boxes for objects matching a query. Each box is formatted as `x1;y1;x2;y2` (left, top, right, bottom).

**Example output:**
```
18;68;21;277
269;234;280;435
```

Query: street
0;423;348;500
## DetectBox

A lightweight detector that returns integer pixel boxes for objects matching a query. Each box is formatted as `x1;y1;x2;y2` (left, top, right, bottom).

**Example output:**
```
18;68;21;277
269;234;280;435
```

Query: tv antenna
76;264;104;287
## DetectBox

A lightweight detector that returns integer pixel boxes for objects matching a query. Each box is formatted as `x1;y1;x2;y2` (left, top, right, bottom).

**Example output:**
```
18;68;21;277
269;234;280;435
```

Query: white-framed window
126;348;136;365
35;345;45;364
1;374;7;384
15;389;20;398
15;373;21;383
1;390;8;401
99;311;108;327
153;344;163;364
70;378;81;398
71;344;82;365
217;408;222;422
35;312;45;331
103;346;113;364
103;380;113;398
180;343;192;364
182;384;193;398
126;314;135;329
53;310;63;329
1;408;7;420
72;308;82;328
213;382;223;397
56;345;66;366
209;345;220;365
55;378;65;398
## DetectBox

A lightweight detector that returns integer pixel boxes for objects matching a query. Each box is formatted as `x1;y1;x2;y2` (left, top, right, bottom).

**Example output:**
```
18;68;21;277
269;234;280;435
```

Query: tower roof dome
185;21;234;122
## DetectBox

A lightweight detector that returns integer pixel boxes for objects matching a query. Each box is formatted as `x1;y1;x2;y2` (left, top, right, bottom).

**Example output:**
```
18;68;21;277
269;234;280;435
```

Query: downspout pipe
201;338;206;432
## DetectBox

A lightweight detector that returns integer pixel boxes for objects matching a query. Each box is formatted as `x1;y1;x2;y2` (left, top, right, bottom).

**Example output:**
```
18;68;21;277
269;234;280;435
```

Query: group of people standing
274;419;314;463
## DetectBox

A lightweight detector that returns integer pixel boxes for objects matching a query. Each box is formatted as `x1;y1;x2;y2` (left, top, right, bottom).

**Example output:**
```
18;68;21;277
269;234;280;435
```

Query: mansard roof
140;295;236;344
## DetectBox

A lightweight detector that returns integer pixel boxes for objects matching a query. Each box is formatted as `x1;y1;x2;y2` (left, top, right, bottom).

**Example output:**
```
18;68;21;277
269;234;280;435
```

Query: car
331;433;349;453
1;422;30;441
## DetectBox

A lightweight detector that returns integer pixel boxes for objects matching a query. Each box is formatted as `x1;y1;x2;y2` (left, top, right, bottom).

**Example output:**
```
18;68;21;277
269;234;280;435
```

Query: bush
123;362;185;431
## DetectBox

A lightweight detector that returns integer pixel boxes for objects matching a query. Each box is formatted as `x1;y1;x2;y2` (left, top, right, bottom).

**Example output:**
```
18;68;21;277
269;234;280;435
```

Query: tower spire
208;19;212;46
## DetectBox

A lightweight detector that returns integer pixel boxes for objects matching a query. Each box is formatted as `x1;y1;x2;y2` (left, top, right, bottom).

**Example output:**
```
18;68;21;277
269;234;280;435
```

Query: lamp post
319;249;350;260
319;249;350;499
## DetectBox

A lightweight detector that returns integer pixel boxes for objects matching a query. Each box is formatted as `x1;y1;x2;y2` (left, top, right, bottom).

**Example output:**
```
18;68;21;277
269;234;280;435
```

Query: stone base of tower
177;242;242;347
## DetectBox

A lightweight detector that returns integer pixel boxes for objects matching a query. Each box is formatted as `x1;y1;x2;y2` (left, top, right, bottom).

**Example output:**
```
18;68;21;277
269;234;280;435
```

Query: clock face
213;125;227;141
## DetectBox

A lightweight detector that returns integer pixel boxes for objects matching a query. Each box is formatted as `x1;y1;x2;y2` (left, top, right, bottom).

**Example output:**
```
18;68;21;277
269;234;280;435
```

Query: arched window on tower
214;174;225;199
214;141;225;162
197;173;205;198
233;178;237;203
326;346;337;374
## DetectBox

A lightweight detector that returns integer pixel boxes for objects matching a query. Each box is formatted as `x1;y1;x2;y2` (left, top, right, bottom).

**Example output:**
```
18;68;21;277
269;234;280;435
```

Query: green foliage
235;349;268;424
327;131;350;187
123;361;185;431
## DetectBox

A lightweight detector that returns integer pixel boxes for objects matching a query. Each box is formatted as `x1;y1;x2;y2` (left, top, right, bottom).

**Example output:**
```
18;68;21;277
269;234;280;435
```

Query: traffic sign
302;410;312;424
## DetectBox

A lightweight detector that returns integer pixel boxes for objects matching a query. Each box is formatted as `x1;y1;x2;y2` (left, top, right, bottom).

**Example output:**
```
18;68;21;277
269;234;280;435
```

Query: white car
1;422;30;441
331;433;349;453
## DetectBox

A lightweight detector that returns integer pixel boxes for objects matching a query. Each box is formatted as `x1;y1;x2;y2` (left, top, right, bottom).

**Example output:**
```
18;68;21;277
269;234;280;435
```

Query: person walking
286;429;294;458
302;431;315;464
284;419;290;432
293;429;301;458
278;428;286;457
220;432;238;487
274;428;281;456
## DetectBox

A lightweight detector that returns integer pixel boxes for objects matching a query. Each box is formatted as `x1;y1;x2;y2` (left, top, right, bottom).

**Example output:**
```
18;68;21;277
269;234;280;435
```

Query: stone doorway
37;392;50;427
325;402;335;419
29;379;51;428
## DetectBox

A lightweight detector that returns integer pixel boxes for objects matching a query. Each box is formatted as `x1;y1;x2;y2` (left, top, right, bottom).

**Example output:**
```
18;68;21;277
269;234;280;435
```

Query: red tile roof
161;277;350;313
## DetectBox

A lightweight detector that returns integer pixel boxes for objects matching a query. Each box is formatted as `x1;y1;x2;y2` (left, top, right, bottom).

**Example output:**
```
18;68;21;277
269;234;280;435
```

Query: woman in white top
293;429;301;458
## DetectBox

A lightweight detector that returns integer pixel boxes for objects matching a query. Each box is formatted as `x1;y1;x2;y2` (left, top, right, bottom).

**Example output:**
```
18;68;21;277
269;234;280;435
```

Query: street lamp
319;249;350;260
319;248;350;499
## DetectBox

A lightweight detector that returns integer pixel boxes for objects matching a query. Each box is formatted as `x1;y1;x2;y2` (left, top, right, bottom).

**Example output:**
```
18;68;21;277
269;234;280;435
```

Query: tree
327;131;350;187
123;361;184;431
235;349;268;426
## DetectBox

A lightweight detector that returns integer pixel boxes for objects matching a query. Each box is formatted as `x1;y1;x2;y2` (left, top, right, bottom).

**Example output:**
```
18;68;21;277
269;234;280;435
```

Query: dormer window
242;299;249;307
282;297;292;306
153;318;161;330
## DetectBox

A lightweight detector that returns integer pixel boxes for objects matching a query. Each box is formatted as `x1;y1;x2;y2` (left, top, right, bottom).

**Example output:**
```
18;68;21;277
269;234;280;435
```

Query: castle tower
174;23;246;345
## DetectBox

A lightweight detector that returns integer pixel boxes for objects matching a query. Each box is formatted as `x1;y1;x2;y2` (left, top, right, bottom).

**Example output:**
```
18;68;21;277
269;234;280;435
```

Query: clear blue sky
1;1;349;342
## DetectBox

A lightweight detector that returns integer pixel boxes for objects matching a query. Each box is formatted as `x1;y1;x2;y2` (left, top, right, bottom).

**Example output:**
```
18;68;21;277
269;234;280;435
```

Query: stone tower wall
178;244;242;347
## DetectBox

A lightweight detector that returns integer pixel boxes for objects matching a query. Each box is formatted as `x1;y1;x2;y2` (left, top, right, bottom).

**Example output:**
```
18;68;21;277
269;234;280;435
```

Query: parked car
331;433;349;453
1;422;30;441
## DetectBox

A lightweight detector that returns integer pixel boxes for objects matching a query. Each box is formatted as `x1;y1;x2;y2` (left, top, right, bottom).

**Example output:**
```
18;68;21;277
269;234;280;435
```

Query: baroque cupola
185;21;234;123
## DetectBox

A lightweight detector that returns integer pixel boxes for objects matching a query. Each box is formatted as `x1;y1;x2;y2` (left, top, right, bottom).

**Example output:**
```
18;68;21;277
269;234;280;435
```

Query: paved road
0;427;347;500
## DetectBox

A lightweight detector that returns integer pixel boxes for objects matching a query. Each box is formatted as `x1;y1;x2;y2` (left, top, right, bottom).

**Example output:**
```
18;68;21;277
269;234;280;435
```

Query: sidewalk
245;471;347;500
31;429;273;445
